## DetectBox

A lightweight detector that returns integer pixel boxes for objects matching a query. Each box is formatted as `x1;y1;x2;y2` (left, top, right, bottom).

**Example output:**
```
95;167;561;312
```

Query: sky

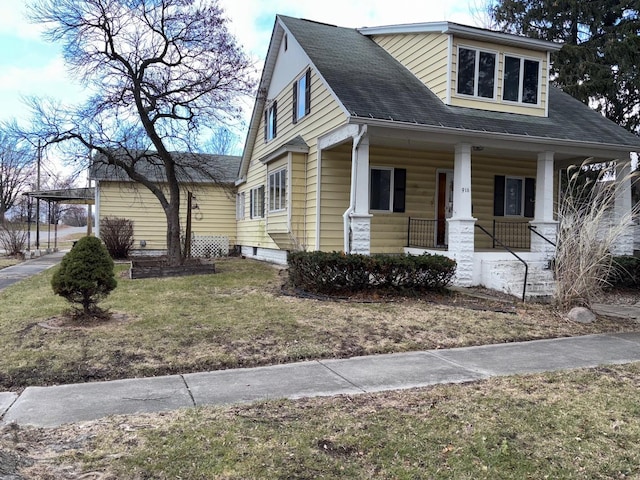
0;0;482;126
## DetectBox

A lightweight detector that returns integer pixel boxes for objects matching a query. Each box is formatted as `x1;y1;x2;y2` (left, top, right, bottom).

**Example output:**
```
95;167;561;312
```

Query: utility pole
35;141;41;250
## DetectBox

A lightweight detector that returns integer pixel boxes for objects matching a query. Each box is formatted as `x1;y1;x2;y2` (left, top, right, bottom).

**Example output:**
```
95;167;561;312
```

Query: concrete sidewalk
2;331;640;428
0;251;66;291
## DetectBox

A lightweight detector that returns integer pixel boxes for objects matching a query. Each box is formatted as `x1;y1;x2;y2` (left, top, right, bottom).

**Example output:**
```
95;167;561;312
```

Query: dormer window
457;46;496;99
503;56;540;105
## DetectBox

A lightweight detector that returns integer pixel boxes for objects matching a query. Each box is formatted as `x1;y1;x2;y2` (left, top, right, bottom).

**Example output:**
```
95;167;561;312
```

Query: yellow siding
291;152;307;249
316;146;537;254
450;37;548;116
237;67;347;251
98;181;236;250
368;147;453;254
372;33;449;101
319;145;351;252
471;156;537;249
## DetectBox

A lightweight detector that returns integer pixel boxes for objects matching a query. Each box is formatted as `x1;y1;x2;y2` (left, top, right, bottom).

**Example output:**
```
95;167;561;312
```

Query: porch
317;124;635;299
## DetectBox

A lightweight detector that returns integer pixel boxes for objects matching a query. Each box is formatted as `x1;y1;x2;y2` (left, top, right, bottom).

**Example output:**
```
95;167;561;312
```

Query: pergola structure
22;187;95;251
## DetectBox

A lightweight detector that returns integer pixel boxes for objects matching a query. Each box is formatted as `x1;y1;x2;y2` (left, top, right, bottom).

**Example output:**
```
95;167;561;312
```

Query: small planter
129;256;216;279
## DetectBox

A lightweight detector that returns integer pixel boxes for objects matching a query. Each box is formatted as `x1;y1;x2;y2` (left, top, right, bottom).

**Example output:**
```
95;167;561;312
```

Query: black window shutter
304;68;311;115
292;81;298;124
260;186;265;217
272;101;277;138
494;175;505;216
393;168;407;213
264;110;268;142
524;177;535;218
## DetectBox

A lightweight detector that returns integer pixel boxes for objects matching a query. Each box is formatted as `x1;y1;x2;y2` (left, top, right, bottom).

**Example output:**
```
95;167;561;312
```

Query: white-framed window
268;168;287;212
264;102;277;141
456;46;497;99
369;167;406;213
494;175;535;218
502;55;540;105
293;68;311;123
250;186;264;219
236;192;245;220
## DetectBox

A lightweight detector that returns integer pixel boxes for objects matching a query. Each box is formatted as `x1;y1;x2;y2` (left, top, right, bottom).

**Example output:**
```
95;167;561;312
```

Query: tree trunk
164;197;183;266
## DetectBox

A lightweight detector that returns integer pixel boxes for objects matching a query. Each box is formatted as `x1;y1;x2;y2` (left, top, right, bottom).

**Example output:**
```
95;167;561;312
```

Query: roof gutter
348;117;639;157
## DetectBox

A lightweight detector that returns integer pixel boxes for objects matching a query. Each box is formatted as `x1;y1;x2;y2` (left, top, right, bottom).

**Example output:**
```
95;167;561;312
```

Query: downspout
343;125;368;253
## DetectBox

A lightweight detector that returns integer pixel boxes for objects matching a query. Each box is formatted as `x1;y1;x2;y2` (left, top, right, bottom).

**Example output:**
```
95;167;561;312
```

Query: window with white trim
293;68;311;123
264;102;277;141
503;55;540;105
268;168;287;212
494;175;535;218
250;186;264;219
369;167;406;213
236;192;245;220
457;47;497;99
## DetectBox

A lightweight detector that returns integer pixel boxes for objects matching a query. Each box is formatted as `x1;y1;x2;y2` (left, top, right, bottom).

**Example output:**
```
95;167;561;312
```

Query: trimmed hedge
288;251;457;295
608;256;640;288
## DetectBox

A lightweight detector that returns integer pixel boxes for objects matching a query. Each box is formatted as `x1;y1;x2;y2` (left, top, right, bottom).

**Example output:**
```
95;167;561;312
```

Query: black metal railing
528;225;557;247
476;223;529;302
407;218;445;249
492;220;531;249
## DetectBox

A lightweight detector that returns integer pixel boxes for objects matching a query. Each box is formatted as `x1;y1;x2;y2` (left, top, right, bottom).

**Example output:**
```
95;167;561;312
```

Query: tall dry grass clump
554;161;639;309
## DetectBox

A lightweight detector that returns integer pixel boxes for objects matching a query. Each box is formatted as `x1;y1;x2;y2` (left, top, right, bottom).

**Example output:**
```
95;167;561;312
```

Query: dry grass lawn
0;257;637;391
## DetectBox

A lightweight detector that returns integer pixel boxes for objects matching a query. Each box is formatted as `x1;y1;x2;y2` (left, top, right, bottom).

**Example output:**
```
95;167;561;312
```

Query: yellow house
91;152;239;256
236;16;640;298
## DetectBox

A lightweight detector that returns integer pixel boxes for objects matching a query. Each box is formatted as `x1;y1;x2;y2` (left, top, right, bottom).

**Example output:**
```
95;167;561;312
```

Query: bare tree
204;125;241;156
21;0;255;265
0;130;34;223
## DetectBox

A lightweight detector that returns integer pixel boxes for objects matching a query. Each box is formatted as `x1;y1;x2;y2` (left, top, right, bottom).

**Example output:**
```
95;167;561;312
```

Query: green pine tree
491;0;640;133
52;236;117;316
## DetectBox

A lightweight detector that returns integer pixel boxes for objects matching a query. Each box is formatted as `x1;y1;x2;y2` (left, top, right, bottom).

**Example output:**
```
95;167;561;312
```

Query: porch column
447;143;476;286
611;159;635;256
346;128;372;255
530;151;558;257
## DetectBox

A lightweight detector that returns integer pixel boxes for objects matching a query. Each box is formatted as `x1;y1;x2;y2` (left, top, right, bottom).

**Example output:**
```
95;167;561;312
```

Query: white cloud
0;0;477;124
219;0;477;59
0;2;45;40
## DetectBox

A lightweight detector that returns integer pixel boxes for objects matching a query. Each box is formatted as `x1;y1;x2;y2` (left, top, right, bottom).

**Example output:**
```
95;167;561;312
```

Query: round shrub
51;236;117;315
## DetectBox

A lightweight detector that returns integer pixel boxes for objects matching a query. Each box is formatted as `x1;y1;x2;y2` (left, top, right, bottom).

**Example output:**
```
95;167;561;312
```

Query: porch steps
481;258;555;300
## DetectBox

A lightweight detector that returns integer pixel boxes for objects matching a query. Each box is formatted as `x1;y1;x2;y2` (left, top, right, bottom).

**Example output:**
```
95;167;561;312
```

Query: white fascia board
358;21;562;53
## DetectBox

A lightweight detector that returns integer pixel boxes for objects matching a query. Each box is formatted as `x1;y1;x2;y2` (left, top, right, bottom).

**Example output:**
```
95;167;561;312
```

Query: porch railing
491;220;531;249
407;218;444;249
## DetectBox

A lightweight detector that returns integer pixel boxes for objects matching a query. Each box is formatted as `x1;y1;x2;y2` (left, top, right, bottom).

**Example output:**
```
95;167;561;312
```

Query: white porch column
530;151;558;257
611;159;635;256
345;128;372;255
447;143;476;286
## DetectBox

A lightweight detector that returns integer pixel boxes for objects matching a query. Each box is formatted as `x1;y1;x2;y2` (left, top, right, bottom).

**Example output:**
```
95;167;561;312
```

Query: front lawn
0;257;637;391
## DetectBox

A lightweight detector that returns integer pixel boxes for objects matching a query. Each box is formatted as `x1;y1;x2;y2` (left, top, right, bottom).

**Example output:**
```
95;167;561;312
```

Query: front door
436;170;454;246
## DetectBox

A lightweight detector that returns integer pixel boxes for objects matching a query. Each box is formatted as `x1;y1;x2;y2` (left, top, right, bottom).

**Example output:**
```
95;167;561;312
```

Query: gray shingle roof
279;15;640;150
90;150;241;184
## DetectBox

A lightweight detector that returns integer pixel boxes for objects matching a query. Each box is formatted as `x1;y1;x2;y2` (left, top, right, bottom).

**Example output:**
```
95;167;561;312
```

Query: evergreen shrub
608;256;640;288
288;251;456;295
51;236;117;315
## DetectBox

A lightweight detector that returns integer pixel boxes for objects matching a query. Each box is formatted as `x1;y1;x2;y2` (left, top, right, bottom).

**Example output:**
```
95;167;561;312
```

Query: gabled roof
90;150;241;184
278;15;640;151
239;16;640;181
